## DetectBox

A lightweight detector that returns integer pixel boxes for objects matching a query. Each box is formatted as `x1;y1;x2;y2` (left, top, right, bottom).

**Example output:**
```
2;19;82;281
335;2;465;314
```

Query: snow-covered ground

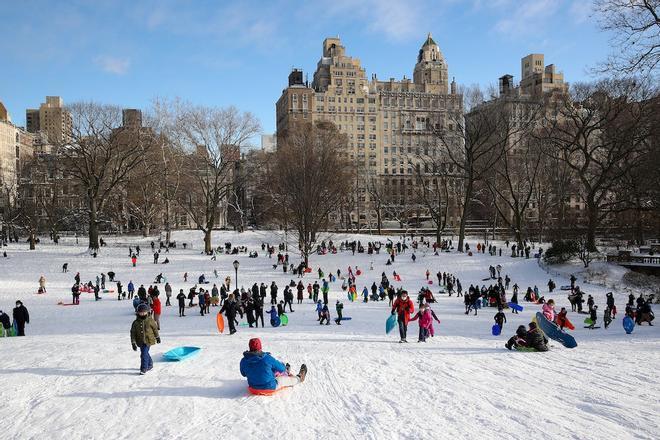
0;230;658;440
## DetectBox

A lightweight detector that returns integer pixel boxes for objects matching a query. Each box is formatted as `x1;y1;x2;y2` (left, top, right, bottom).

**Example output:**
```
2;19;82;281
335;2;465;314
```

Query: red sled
304;268;312;273
248;386;293;396
427;280;433;285
394;275;402;282
356;270;362;276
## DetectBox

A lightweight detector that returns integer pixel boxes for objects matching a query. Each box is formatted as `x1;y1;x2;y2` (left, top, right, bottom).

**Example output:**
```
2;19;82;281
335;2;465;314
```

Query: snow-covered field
0;230;658;440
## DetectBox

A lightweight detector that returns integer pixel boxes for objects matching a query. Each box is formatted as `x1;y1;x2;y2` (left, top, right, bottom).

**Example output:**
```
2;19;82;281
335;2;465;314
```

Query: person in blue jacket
240;338;307;390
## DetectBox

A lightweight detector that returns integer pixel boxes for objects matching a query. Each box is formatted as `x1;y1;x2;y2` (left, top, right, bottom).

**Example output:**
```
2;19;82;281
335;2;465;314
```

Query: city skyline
2;0;611;139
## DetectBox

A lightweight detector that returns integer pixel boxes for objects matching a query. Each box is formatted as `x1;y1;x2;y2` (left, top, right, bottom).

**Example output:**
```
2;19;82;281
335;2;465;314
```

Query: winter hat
249;338;262;352
528;321;537;330
137;303;150;314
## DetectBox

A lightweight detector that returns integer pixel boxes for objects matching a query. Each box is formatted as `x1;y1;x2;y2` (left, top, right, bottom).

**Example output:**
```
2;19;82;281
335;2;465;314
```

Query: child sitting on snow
505;325;528;350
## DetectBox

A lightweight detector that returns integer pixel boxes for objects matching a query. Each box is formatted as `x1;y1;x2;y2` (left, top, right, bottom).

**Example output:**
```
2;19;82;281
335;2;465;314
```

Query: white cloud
94;55;130;75
493;0;561;37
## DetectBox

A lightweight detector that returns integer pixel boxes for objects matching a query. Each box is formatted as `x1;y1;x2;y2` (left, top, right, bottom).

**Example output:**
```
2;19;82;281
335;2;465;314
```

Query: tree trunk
457;178;473;252
29;233;36;250
164;198;172;244
88;196;99;250
376;206;382;235
204;229;212;254
586;202;598;252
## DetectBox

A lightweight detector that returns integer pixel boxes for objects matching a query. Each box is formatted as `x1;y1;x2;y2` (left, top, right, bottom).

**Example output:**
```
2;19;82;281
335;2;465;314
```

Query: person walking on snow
176;289;186;317
494;307;507;330
240;338;306;392
130;303;160;375
151;292;162;330
335;300;344;325
38;275;46;294
409;303;433;342
391;291;414;343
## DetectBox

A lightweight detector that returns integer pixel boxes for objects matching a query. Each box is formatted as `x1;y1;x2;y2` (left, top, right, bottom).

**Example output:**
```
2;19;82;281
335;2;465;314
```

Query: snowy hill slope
0;230;658;440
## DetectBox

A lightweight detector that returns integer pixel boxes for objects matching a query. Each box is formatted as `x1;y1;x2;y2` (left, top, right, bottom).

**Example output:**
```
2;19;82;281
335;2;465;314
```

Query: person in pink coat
410;303;437;342
426;305;441;337
542;299;556;322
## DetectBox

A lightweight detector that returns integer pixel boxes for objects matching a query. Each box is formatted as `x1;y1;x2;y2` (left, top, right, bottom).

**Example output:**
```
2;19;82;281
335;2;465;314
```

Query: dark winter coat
0;311;10;329
176;292;186;306
239;351;286;390
525;328;548;352
130;316;159;346
12;305;29;325
220;300;238;319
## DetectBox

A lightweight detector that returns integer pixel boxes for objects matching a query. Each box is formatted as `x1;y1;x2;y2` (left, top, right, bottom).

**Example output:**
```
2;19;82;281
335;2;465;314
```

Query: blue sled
623;316;635;334
163;346;201;362
508;302;523;312
535;312;577;349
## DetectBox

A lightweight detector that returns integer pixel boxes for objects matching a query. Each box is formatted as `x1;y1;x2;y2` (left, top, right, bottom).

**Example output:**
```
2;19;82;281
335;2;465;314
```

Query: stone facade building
0;102;34;212
26;96;72;148
276;35;464;229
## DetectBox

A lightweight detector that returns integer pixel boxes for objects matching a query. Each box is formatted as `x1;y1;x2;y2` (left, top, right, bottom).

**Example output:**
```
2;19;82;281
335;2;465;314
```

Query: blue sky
1;0;612;141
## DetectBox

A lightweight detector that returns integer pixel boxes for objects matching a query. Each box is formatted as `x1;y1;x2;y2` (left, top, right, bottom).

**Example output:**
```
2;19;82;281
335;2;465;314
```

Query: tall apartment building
474;54;572;232
26;96;72;147
0;102;35;216
519;54;568;96
276;34;463;228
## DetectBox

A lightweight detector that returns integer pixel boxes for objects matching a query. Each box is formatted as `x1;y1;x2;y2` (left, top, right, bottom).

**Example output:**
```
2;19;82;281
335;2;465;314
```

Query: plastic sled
386;314;397;334
304;267;312;273
271;316;281;327
163;346;201;362
428;280;433;285
216;313;225;334
623;316;635;334
508;302;523;312
514;346;538;352
341;317;352;320
280;314;289;326
248;385;293;396
583;318;593;325
560;286;572;290
536;312;577;349
57;302;76;306
492;324;502;336
356;270;362;276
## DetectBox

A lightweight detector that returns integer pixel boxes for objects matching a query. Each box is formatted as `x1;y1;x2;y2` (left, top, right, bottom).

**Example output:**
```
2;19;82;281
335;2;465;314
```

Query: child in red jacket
391;291;414;343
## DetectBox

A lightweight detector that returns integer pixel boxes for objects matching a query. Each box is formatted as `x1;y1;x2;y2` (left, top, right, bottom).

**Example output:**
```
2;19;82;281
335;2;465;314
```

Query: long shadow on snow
0;368;137;377
61;380;246;400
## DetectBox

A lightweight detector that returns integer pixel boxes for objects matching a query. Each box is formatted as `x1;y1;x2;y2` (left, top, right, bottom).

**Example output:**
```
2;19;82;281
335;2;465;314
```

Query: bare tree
541;79;658;250
172;103;260;254
148;99;185;243
436;86;508;252
594;0;660;76
60;102;147;250
270;121;351;265
365;175;387;234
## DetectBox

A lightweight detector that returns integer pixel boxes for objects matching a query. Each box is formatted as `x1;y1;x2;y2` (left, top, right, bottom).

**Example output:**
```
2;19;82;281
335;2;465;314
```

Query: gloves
156;337;161;344
132;343;137;351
